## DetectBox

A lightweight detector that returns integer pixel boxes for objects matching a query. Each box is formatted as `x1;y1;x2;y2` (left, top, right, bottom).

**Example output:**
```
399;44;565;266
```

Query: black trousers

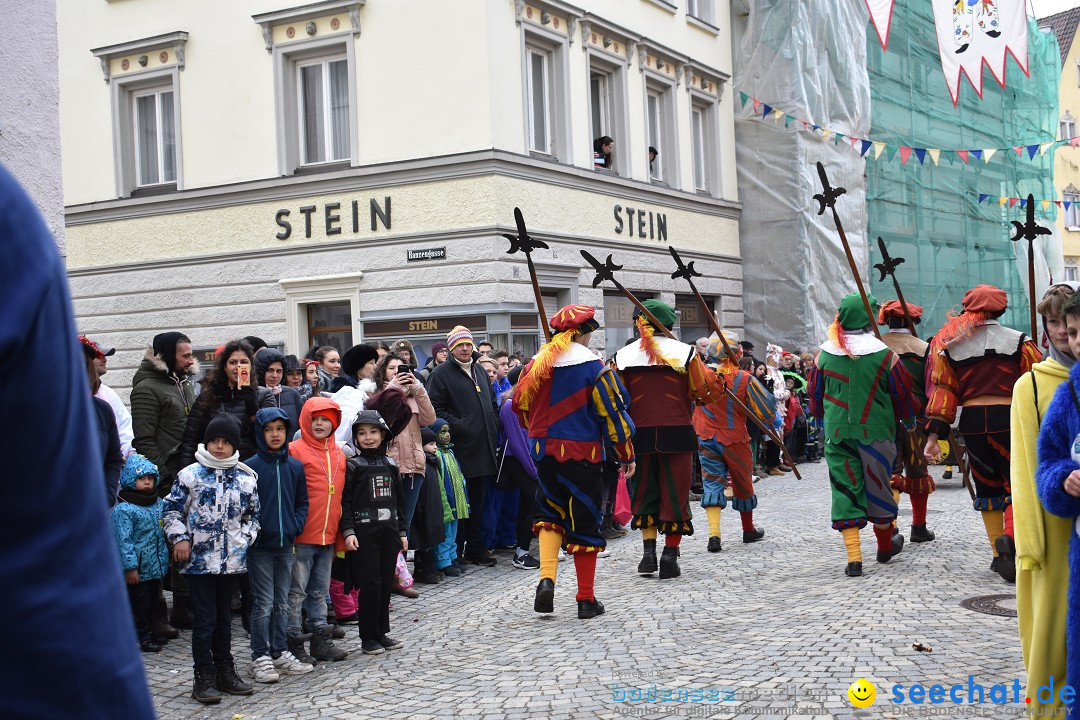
127;578;162;642
514;469;538;552
186;574;236;668
459;473;492;557
350;526;399;641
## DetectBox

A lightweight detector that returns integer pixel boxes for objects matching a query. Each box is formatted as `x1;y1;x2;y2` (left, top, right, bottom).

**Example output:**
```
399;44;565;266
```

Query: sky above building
1031;0;1080;19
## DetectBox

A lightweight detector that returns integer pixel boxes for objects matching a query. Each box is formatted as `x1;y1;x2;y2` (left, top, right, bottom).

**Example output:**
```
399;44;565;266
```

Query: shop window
307;302;353;351
675;294;718;343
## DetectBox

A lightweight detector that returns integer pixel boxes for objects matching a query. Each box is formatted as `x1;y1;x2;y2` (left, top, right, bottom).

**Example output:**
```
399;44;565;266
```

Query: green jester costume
807;294;920;577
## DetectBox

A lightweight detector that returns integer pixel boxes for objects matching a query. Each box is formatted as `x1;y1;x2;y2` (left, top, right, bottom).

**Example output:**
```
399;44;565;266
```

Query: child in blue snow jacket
112;453;170;653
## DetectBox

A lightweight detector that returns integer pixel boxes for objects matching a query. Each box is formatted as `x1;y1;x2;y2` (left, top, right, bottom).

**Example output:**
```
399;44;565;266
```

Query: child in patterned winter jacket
112;453;170;654
164;414;261;705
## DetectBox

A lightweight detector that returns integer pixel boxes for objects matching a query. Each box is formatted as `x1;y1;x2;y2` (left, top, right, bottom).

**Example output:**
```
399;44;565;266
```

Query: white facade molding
253;0;365;53
279;272;364;354
91;31;189;84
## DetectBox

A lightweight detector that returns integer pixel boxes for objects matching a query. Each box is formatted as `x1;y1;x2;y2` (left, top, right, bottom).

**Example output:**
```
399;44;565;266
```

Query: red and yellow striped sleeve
591;369;636;464
925;347;958;425
1020;339;1043;373
687;355;725;405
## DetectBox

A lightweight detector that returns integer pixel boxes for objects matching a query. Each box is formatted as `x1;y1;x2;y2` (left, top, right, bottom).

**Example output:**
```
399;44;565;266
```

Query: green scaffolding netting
866;4;1061;337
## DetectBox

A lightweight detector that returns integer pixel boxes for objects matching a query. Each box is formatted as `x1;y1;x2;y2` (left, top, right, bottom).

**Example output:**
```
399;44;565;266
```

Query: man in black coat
425;325;501;566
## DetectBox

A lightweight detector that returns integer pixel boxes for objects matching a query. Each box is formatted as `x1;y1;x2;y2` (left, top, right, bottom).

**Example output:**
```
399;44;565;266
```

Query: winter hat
79;335;115;360
836;293;877;331
877;300;923;326
420;427;438;446
447;325;474;351
341;344;378;377
204;413;241;451
392;338;415;357
638;299;677;329
283;354;302;374
549;305;599;335
351;409;391;442
429;418;449;434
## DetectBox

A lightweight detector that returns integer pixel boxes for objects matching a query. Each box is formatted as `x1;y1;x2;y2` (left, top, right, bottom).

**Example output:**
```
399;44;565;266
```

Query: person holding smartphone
178;339;276;469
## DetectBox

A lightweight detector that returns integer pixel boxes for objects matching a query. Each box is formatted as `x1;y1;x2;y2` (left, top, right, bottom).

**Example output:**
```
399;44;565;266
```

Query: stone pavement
145;459;1025;720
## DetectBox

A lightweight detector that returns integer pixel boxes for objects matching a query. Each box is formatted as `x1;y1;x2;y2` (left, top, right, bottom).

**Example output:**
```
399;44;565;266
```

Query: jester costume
924;284;1041;578
693;331;776;552
612;300;722;580
808;294;919;577
878;300;936;543
513;305;635;619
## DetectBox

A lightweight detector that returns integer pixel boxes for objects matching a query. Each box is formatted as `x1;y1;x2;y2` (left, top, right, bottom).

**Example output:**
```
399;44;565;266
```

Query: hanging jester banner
865;0;1029;105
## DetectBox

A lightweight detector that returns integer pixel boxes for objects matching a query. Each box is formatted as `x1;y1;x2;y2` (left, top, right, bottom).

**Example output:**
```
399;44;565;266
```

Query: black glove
238;385;258;417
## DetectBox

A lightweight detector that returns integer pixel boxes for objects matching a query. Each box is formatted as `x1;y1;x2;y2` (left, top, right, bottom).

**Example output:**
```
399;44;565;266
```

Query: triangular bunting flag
860;139;873;156
999;197;1008;207
1066;201;1073;212
956;150;969;164
1043;200;1051;210
1072;137;1080;148
761;104;772;119
772;108;784;122
784;114;793;128
978;193;989;204
1013;146;1024;156
899;146;913;165
835;133;845;145
739;91;749;108
983;148;996;163
1027;144;1039;159
886;145;898;162
1056;200;1063;206
914;148;927;165
1040;142;1053;156
811;124;821;133
874;142;886;159
928;148;941;165
1020;198;1027;208
753;99;762;112
971;150;983;161
821;129;832;141
1009;197;1019;207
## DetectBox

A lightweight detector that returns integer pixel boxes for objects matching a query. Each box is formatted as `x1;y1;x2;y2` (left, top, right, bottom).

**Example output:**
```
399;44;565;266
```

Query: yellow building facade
1043;7;1080;278
59;0;742;396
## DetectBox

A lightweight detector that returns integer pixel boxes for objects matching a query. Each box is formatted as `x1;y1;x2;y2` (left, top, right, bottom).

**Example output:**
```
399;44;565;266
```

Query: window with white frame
522;26;569;161
1061;112;1077;142
1066;191;1080;228
526;46;553;154
271;39;357;175
588;54;627;175
132;87;177;187
297;55;350;165
645;81;676;186
690;97;718;194
687;0;714;23
1065;265;1079;281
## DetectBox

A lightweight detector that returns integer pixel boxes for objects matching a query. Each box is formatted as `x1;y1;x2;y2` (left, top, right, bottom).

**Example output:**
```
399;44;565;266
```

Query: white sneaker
597;548;611;558
251;655;280;683
272;650;314;675
558;549;567;562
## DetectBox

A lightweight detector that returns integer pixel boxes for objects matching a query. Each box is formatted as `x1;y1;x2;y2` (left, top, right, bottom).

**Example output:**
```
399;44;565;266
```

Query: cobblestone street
145;458;1024;720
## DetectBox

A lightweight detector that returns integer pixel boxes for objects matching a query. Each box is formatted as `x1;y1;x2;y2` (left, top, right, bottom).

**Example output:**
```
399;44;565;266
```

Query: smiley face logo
847;678;877;708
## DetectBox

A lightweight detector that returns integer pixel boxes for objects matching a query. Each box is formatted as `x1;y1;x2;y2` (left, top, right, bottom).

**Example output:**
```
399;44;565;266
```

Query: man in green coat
807;294;919;577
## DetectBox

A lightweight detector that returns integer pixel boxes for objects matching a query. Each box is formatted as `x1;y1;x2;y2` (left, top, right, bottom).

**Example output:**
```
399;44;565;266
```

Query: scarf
194;444;256;477
118;488;158;507
453;356;474;373
437;446;470;519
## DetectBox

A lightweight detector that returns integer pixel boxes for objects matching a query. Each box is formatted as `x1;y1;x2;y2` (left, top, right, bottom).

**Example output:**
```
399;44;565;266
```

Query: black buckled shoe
994;535;1016;583
707;536;722;553
534;578;555;614
910;524;936;543
577;598;605;619
743;527;765;543
658;547;681;579
845;562;863;577
637;539;658;575
877;533;905;564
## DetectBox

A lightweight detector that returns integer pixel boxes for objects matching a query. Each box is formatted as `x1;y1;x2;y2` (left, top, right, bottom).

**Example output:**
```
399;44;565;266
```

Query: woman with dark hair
254;348;305;437
373;353;437;552
177;339;275;468
85;347;124;508
313;345;341;387
593;136;614;170
373;340;391;360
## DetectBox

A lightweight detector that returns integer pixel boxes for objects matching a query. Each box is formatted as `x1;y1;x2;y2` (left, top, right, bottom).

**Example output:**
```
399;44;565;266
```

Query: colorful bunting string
976;193;1069;212
737;90;1075;166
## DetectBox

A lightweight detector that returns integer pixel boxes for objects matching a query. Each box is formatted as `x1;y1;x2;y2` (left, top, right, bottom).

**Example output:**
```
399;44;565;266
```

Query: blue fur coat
1035;361;1080;712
